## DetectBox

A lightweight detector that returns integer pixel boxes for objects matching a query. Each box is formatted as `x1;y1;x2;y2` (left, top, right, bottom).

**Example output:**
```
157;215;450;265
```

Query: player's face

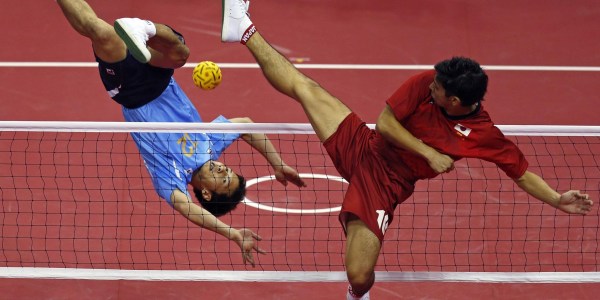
429;78;450;107
197;160;240;196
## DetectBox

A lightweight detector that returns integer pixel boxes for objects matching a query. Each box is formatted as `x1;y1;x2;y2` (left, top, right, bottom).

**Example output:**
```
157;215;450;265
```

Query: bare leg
245;32;351;142
57;0;125;62
345;215;380;297
231;2;378;297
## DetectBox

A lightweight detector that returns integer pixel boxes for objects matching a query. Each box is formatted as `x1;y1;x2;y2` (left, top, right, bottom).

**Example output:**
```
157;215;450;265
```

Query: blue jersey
122;79;240;204
95;38;240;205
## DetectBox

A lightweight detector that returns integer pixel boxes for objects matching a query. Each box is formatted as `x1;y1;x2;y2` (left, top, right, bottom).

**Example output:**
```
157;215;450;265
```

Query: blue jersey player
57;0;306;267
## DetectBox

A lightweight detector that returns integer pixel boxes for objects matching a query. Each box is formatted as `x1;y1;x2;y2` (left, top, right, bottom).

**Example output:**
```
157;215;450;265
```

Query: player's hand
556;190;593;215
427;151;455;174
232;228;267;267
273;164;307;188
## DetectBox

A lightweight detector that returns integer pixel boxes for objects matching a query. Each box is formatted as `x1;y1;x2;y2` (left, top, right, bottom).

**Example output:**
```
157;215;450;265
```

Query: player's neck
190;162;210;187
444;102;480;118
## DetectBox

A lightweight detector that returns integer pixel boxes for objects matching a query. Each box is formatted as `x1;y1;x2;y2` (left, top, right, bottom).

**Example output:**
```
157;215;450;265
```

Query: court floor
0;0;599;299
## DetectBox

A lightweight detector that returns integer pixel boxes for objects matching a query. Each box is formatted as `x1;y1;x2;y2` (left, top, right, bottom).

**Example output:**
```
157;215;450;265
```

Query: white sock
143;19;156;39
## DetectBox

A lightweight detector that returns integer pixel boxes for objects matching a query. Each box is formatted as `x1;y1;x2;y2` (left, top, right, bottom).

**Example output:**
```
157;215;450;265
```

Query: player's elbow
512;170;532;185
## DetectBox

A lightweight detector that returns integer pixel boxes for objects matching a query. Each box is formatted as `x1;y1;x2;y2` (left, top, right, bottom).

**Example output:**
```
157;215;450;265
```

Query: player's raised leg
57;0;126;63
221;0;351;143
246;33;352;142
222;2;378;298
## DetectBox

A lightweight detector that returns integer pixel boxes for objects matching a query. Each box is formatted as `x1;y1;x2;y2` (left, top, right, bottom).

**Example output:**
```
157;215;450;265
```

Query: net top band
1;121;600;136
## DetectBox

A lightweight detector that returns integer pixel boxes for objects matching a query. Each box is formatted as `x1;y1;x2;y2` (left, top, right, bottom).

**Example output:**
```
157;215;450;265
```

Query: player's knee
89;24;118;44
171;46;190;68
346;265;373;288
303;78;321;92
292;78;322;102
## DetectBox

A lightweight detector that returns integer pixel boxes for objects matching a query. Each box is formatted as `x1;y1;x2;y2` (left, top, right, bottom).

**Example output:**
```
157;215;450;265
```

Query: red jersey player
337;69;529;243
221;1;593;299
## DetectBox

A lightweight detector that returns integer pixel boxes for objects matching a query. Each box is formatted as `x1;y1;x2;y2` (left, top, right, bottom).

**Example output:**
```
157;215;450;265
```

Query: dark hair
194;175;246;217
434;57;488;106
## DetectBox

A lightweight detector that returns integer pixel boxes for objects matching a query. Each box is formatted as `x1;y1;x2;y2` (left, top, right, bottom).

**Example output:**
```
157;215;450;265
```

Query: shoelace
240;0;251;17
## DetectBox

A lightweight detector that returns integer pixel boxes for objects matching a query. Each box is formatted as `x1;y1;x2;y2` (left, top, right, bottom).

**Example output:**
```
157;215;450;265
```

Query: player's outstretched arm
514;171;593;214
170;190;266;266
230;117;307;188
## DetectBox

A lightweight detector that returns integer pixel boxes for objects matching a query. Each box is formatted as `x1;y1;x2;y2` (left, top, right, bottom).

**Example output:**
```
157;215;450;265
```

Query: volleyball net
0;121;599;282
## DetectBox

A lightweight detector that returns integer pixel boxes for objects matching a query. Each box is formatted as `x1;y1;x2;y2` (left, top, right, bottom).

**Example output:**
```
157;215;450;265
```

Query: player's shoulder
409;69;436;84
458;106;504;135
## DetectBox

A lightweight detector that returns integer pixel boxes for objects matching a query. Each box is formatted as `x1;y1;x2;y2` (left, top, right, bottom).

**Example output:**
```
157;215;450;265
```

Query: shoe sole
114;19;151;63
221;0;229;41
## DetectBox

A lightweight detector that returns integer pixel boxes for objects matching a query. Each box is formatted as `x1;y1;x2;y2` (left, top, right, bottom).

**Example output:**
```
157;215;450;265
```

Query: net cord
1;121;600;136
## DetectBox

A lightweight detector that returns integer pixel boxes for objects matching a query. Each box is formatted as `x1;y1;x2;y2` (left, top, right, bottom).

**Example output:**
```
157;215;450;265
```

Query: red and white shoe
221;0;255;44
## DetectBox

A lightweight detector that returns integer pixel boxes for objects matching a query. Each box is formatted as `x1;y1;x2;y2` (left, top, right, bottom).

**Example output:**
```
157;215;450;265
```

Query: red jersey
379;70;528;181
325;70;529;241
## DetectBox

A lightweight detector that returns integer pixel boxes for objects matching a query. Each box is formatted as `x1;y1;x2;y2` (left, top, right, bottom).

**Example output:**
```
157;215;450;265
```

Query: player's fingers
255;246;267;254
292;180;304;187
294;177;307;187
246;253;255;267
242;251;255;266
253;232;262;241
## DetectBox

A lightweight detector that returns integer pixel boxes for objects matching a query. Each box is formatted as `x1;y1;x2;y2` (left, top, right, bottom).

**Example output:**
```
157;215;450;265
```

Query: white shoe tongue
244;0;251;16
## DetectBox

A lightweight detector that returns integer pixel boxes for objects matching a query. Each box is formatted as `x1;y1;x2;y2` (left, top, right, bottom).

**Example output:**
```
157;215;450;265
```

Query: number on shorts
376;209;389;235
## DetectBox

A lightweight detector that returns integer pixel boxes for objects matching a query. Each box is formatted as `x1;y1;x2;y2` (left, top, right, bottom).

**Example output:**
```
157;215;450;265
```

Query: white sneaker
221;0;255;44
114;18;154;63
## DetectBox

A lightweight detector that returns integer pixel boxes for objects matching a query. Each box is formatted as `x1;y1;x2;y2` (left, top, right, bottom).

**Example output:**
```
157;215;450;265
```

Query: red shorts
323;112;415;242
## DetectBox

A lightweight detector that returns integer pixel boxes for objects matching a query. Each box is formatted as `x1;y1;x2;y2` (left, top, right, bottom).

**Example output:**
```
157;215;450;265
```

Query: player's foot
221;0;255;44
346;286;370;300
114;18;155;63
